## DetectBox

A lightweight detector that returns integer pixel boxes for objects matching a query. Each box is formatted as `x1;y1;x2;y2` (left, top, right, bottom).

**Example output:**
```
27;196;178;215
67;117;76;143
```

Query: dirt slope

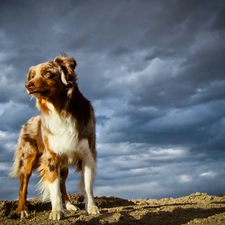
0;192;225;225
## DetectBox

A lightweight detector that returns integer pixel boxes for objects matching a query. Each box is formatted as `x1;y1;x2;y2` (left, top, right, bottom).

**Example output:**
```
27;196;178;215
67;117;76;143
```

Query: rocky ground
0;192;225;225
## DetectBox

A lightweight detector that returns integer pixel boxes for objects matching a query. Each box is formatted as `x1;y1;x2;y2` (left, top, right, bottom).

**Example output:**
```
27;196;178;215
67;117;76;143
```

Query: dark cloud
0;0;225;200
0;101;38;132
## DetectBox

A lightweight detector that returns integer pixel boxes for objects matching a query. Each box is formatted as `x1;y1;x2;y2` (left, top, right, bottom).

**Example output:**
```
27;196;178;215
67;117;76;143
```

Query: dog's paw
49;210;65;220
65;201;80;211
87;205;100;215
20;210;29;219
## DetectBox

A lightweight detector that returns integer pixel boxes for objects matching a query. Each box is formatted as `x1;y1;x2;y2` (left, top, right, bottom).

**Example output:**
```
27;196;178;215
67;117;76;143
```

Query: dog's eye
45;71;54;79
45;71;51;76
29;74;35;80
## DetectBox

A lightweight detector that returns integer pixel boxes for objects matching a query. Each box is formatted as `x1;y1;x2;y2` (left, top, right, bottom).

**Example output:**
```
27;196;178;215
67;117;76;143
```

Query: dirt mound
0;192;225;225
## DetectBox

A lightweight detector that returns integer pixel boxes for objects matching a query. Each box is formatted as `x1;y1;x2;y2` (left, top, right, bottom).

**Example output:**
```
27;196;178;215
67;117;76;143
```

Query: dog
10;54;99;220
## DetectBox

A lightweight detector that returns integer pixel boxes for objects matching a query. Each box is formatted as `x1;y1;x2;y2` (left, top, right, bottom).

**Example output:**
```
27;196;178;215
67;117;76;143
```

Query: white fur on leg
47;178;65;220
83;163;99;215
65;200;79;211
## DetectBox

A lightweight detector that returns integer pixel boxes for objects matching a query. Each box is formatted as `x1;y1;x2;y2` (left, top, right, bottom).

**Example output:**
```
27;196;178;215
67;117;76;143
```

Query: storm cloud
0;0;225;200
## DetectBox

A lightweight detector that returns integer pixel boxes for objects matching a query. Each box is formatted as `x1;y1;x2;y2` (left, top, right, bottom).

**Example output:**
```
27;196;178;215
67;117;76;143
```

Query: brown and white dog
10;54;99;220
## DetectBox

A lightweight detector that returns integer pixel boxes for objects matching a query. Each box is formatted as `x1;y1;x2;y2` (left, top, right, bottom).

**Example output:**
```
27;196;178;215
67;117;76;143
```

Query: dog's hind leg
10;139;38;218
16;151;37;218
60;167;79;211
17;155;35;217
10;116;42;218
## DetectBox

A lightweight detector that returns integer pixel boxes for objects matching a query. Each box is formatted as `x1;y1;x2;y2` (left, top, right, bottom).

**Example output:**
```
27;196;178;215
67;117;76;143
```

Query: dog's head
25;54;77;99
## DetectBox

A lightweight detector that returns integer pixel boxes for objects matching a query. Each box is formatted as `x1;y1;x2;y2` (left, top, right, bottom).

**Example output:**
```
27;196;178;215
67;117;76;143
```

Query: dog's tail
9;133;25;178
9;151;20;178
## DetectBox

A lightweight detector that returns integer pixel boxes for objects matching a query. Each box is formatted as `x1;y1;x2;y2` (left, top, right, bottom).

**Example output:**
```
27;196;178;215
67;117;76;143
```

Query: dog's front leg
48;175;65;220
39;152;65;220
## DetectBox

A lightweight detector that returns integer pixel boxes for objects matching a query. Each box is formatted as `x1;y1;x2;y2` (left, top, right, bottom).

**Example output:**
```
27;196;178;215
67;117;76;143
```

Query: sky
0;0;225;201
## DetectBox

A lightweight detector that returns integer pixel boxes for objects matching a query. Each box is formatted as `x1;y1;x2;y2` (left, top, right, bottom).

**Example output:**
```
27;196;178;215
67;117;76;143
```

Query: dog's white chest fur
42;102;87;164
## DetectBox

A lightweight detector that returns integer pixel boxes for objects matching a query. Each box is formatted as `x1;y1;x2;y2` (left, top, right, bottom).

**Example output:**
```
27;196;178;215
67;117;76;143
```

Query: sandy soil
0;192;225;225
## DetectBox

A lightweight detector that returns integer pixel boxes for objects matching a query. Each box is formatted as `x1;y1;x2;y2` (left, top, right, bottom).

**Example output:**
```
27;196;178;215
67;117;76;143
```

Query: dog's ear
54;54;77;75
54;54;77;88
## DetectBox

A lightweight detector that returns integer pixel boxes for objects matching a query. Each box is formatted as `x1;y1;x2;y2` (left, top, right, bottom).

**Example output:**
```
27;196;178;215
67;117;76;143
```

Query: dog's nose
25;81;34;89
